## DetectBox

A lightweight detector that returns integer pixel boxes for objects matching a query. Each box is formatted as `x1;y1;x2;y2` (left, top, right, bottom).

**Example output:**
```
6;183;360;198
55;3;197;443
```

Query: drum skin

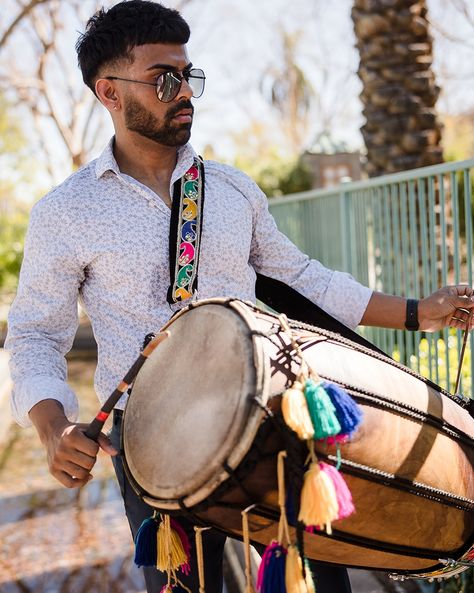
123;298;474;576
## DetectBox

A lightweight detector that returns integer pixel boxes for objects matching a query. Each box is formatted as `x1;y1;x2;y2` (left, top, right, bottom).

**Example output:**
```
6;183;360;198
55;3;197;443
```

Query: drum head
123;301;264;506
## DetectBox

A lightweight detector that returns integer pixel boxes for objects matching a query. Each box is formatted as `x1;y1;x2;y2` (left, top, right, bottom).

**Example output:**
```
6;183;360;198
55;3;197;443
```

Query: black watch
405;299;419;331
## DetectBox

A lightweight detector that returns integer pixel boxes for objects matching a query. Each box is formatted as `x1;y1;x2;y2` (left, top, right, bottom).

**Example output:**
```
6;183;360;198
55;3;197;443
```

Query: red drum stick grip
84;331;170;441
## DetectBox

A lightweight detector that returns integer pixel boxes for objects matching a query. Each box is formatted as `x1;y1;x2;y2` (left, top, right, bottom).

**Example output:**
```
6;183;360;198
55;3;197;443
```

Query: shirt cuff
319;271;373;330
11;375;79;428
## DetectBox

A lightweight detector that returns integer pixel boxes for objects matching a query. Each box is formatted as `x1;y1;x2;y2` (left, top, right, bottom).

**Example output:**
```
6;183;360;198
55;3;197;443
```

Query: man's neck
113;133;181;205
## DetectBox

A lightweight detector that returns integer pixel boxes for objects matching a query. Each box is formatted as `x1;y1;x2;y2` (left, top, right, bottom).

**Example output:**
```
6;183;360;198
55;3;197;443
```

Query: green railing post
269;158;474;397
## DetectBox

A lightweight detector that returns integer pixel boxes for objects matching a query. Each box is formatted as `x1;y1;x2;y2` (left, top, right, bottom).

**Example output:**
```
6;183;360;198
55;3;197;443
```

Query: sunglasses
105;68;206;103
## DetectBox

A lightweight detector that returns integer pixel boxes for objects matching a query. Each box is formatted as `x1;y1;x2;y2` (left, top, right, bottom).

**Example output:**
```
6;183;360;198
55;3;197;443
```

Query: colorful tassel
285;545;307;593
322;381;363;437
282;379;314;440
256;541;287;593
170;518;191;575
304;378;341;439
134;514;159;567
157;515;190;574
320;462;355;520
303;560;316;593
285;545;316;593
298;460;339;533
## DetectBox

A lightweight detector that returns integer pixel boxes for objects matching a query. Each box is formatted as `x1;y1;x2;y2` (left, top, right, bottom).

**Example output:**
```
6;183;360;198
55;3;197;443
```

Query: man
5;2;474;592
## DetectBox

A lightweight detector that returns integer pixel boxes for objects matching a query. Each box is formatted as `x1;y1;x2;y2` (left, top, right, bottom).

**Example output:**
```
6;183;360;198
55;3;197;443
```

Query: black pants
110;413;352;593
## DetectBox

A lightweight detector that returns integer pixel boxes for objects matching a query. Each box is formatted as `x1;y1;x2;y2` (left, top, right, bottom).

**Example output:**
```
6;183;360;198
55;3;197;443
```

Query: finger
449;315;471;330
74;427;101;457
453;295;474;310
452;285;474;297
60;460;93;481
98;432;119;456
452;309;470;323
55;441;97;470
52;469;91;489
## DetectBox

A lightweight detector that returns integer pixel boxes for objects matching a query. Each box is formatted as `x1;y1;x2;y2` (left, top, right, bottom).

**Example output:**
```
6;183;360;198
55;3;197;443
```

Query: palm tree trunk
352;0;443;177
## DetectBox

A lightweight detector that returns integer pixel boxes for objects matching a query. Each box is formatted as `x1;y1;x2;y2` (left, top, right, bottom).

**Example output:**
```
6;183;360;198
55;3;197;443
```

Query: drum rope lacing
320;376;474;449
318;453;474;511
244;300;473;411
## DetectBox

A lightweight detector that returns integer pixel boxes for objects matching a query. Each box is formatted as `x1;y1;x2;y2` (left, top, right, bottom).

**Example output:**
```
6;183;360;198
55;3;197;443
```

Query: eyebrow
146;62;193;72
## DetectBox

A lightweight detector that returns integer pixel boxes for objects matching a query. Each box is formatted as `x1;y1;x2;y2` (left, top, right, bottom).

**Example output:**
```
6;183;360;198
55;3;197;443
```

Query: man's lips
171;109;193;123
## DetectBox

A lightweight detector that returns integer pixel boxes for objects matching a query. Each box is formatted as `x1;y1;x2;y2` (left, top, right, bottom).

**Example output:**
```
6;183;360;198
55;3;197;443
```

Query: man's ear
95;78;121;112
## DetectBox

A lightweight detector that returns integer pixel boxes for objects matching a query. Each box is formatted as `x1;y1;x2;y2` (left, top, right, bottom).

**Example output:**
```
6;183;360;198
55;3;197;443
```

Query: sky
1;0;474;191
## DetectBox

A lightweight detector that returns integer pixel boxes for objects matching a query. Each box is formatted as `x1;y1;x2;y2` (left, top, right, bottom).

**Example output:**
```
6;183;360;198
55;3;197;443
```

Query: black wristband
405;298;419;331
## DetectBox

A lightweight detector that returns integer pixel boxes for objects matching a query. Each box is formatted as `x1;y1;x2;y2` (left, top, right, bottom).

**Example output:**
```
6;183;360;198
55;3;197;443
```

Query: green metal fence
268;158;474;397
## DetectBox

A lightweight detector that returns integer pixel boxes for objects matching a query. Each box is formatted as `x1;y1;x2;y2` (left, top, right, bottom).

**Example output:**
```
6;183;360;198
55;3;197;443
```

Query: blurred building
301;132;362;189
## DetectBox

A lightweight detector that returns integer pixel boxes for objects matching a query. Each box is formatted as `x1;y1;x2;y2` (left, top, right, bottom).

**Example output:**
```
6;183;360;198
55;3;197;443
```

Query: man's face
113;44;194;147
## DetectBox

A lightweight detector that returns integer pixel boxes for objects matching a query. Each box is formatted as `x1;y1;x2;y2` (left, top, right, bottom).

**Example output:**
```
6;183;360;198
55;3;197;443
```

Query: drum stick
84;331;170;441
454;311;473;395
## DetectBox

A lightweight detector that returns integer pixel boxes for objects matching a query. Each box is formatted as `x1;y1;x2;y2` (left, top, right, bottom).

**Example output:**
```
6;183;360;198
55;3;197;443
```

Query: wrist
29;399;70;444
405;298;420;331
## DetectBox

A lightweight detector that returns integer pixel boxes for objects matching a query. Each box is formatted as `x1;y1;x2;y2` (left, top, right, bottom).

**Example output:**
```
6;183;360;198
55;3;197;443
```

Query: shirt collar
95;137;198;186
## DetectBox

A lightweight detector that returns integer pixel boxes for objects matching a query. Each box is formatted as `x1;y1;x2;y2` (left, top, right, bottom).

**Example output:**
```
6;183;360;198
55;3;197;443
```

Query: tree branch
0;0;50;49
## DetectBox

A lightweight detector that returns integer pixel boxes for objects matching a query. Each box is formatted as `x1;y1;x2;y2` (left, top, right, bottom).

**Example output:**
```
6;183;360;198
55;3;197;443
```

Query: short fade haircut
76;0;190;92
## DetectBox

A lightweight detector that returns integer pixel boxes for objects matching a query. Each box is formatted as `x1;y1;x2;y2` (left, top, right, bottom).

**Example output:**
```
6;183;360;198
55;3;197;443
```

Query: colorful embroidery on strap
167;158;204;304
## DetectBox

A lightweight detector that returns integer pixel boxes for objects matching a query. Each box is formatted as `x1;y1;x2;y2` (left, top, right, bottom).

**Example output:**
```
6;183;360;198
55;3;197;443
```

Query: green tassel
304;378;341;439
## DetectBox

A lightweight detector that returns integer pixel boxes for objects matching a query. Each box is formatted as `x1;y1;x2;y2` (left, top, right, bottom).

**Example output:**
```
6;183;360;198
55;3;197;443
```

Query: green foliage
392;332;472;395
236;153;312;198
416;334;471;394
0;212;28;290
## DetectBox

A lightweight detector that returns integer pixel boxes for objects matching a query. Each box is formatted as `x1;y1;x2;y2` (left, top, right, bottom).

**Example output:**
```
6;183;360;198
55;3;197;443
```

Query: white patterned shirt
6;139;372;427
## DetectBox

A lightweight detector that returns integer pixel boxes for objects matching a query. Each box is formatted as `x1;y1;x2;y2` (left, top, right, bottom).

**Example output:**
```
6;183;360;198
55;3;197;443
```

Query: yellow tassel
156;515;188;572
285;545;307;593
282;380;314;440
298;461;339;534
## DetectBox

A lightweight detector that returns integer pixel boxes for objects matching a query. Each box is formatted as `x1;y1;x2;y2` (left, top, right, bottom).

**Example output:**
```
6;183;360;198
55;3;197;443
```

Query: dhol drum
122;298;474;580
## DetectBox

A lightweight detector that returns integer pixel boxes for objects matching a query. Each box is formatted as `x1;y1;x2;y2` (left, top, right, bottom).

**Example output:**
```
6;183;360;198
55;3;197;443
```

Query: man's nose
176;76;193;101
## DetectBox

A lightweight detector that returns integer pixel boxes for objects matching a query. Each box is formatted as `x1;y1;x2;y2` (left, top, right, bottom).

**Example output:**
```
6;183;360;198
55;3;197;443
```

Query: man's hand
419;285;474;332
29;399;118;488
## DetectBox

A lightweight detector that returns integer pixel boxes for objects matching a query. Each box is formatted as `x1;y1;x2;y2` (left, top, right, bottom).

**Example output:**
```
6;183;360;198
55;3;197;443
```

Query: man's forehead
129;43;190;70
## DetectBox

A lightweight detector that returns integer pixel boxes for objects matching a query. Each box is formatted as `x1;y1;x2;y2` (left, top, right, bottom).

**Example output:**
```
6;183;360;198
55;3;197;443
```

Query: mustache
166;100;194;120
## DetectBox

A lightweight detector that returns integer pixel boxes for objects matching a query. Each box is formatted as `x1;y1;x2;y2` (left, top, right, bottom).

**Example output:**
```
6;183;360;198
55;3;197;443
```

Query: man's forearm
360;292;407;329
360;287;474;332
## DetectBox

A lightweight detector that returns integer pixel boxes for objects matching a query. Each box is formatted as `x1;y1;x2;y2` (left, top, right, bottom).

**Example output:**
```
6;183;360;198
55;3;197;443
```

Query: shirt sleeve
248;184;373;329
5;198;84;427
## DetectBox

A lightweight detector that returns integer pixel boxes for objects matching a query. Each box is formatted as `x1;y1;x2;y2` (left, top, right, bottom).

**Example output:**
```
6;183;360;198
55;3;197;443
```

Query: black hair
76;0;190;92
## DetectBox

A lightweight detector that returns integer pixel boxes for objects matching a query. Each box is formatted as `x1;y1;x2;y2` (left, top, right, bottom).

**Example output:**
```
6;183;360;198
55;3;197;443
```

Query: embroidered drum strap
167;157;205;304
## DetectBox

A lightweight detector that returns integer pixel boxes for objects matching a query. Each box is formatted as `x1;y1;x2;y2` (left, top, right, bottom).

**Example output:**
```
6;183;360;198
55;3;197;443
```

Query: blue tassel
322;381;363;436
257;542;287;593
134;515;159;567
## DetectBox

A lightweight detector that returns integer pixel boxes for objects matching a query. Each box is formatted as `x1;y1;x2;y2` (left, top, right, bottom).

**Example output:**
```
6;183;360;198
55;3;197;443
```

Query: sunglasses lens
156;69;206;102
188;68;205;99
157;72;181;102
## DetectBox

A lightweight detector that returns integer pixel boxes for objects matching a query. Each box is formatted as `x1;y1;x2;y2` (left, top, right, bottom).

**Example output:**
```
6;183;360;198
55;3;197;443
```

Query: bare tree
0;1;115;183
0;0;50;50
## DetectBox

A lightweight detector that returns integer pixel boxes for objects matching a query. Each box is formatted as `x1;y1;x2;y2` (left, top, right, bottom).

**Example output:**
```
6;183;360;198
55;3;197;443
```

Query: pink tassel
170;518;191;575
320;462;355;520
324;434;349;445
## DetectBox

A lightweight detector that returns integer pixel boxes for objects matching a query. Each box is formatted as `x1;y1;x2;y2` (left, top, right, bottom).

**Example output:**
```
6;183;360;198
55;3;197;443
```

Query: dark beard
124;96;193;147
